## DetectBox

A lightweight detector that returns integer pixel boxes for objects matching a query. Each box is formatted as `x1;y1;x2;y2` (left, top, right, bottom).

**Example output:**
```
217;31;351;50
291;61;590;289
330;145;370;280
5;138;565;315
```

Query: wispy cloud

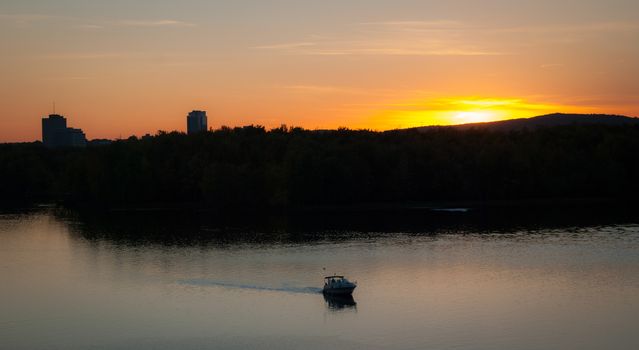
540;63;564;69
375;97;569;113
43;76;94;81
0;13;195;29
0;13;57;22
39;52;128;60
303;47;503;56
254;42;316;50
367;20;639;34
282;85;370;95
255;21;506;57
497;21;639;34
258;42;504;57
114;19;195;28
358;20;470;32
74;24;105;29
255;18;639;57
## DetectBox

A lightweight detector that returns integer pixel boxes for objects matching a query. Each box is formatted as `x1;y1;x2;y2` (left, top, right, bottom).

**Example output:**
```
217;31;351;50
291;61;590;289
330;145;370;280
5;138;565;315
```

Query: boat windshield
325;276;344;280
325;276;353;285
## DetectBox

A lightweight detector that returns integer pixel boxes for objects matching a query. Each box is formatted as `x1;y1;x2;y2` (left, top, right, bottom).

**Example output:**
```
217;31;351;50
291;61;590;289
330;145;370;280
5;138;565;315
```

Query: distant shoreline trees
1;124;638;210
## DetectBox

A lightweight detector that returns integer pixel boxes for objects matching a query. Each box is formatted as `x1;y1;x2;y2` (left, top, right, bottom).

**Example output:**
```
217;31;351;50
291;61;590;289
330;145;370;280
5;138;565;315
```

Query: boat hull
323;286;356;295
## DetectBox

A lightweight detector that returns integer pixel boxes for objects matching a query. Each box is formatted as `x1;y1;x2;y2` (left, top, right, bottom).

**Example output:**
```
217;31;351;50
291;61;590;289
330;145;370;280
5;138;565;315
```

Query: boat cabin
323;275;356;295
324;275;346;284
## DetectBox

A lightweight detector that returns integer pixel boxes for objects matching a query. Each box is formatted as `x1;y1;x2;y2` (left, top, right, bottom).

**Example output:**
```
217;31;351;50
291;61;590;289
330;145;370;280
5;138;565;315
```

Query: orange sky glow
1;1;638;142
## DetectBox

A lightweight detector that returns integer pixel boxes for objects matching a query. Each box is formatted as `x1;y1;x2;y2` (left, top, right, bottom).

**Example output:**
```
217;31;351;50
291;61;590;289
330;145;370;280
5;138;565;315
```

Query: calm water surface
1;209;638;349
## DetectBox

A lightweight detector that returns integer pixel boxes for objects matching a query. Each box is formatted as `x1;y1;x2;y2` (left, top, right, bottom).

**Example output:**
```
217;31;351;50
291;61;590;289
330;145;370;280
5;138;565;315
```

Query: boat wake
177;279;323;294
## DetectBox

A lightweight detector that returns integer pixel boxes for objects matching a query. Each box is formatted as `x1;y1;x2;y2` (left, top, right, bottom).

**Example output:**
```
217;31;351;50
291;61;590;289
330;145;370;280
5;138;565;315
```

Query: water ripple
178;279;323;294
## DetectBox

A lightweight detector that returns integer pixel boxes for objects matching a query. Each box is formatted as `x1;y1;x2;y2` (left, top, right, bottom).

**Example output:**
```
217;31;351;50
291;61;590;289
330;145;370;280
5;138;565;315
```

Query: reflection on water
63;203;639;246
324;293;357;311
1;207;639;350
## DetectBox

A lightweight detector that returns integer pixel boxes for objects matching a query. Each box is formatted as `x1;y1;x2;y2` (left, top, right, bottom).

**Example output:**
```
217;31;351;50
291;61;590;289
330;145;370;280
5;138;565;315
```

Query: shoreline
2;196;635;214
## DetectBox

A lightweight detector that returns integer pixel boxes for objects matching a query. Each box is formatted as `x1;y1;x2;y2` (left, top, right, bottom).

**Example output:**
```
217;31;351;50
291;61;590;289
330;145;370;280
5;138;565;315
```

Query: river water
1;208;638;349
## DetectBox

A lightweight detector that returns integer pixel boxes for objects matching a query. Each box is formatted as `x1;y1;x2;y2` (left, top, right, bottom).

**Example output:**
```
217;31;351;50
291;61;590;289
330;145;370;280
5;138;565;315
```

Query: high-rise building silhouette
41;114;87;148
187;110;208;135
42;114;67;147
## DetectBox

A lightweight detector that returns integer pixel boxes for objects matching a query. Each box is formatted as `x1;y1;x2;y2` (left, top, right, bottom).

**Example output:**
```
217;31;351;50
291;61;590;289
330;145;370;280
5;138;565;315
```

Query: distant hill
412;113;639;132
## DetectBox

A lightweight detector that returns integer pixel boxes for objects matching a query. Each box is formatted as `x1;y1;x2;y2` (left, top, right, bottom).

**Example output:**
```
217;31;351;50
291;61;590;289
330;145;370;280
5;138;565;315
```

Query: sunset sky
1;0;638;142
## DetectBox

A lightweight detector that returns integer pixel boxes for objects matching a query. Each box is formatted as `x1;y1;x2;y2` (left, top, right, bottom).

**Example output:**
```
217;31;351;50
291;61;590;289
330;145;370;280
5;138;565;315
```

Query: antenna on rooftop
53;101;56;114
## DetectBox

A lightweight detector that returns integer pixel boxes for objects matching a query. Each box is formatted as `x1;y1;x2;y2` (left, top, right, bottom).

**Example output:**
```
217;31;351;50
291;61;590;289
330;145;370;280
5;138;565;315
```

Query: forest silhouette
1;124;638;210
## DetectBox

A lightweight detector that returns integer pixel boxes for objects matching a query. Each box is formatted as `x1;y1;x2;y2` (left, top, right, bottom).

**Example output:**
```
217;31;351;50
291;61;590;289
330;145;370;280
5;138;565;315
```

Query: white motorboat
323;275;356;295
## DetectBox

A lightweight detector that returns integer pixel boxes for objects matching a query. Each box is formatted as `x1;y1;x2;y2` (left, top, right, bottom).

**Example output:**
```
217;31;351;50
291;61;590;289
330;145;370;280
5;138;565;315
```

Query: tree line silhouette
1;124;638;210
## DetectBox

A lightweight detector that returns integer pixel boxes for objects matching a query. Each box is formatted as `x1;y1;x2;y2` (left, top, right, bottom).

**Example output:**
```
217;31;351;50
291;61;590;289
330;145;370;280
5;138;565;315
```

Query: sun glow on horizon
453;111;497;124
368;96;596;130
